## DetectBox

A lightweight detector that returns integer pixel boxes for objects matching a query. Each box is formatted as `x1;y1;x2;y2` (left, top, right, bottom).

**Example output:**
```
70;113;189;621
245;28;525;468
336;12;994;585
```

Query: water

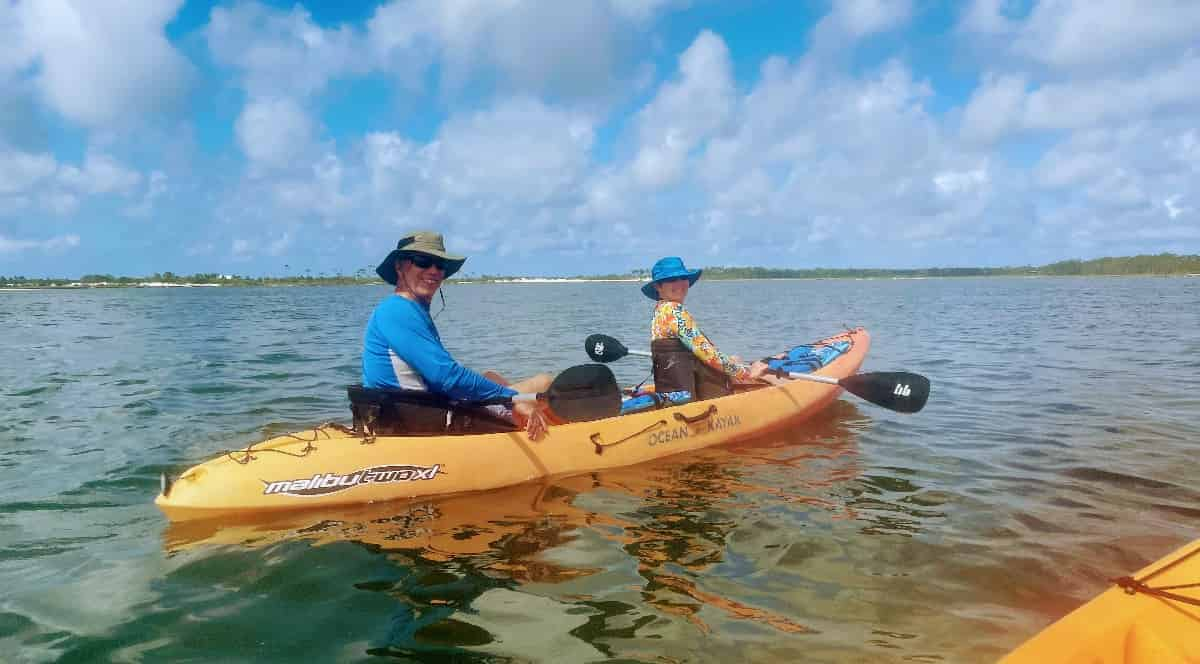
1;277;1197;662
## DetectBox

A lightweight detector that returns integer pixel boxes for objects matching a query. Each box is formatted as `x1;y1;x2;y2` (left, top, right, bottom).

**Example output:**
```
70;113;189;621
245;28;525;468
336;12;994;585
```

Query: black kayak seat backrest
346;384;516;436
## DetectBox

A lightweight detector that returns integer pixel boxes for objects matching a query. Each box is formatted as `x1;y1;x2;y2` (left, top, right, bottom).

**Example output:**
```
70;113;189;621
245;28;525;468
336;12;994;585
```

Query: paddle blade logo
593;341;605;357
893;383;912;397
262;464;441;497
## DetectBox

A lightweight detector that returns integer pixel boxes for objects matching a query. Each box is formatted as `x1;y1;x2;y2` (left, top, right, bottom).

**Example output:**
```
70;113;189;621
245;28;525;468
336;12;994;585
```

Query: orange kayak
155;327;868;521
1002;538;1200;663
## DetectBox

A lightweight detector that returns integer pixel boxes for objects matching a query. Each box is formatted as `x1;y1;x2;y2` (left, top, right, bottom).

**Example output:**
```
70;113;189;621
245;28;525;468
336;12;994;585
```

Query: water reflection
161;401;878;659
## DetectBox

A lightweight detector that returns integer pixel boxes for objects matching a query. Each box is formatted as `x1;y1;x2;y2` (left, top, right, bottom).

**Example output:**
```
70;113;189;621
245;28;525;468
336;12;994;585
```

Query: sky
1;0;1198;278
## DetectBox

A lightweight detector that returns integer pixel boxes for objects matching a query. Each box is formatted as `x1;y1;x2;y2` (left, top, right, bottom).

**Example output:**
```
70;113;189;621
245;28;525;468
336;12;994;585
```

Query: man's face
397;254;446;302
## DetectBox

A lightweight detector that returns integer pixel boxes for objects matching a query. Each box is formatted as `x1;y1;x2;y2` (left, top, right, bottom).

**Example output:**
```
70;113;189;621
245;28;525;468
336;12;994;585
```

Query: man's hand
513;400;549;441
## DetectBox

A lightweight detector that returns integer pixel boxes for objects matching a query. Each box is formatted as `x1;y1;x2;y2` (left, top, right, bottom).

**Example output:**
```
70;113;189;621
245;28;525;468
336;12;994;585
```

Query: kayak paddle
493;362;621;422
583;333;929;414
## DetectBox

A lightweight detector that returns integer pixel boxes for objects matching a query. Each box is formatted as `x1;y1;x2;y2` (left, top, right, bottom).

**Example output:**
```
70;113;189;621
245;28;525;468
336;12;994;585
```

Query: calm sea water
1;278;1198;663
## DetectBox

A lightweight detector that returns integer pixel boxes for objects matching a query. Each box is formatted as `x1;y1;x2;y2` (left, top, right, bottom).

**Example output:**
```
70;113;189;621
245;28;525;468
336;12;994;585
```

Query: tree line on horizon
559;253;1200;281
3;253;1198;287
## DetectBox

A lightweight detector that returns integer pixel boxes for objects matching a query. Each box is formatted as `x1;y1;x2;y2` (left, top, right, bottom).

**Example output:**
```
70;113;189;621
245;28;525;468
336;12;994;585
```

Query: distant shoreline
5;254;1198;289
4;273;1199;291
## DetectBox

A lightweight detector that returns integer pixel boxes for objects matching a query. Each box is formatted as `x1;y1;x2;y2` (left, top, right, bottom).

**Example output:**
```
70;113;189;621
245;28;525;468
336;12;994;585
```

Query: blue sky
1;0;1197;278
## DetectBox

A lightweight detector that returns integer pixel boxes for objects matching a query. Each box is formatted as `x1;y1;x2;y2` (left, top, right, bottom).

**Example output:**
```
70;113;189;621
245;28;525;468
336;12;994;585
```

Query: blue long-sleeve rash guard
362;295;517;402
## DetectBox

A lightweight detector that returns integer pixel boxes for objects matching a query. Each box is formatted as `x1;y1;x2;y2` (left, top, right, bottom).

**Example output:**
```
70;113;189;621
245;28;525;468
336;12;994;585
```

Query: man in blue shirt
362;230;552;439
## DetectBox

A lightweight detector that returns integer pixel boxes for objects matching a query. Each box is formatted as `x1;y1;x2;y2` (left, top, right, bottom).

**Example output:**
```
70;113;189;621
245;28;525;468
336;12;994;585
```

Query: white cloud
1165;129;1200;169
14;0;191;128
957;52;1200;144
575;168;635;224
1015;0;1200;72
685;53;1010;260
207;3;366;99
366;0;673;99
1022;53;1200;131
1162;195;1189;220
1030;121;1199;254
833;0;913;38
0;2;35;79
430;97;594;203
0;148;56;195
58;151;141;196
235;97;316;170
631;30;734;189
1;146;147;219
41;190;78;216
960;74;1026;145
609;0;685;23
270;154;352;217
125;170;168;218
1034;144;1108;190
713;168;773;211
363;132;420;196
0;232;79;253
934;168;989;196
810;0;912;54
958;0;1020;37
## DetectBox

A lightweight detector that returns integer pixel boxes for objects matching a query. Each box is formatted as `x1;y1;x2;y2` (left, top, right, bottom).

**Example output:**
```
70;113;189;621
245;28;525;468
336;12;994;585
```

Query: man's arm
380;307;517;402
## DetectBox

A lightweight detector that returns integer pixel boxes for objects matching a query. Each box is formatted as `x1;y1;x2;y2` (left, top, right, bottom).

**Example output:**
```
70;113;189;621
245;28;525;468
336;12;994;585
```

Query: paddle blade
584;334;629;363
839;372;930;413
547;363;621;422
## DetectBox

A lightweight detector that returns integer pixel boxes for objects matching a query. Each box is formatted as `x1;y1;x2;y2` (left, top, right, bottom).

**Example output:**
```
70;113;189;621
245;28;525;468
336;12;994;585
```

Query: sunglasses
406;254;447;271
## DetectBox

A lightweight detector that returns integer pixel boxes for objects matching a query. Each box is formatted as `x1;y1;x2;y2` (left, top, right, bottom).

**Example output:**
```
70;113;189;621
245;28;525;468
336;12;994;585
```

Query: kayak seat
347;385;518;437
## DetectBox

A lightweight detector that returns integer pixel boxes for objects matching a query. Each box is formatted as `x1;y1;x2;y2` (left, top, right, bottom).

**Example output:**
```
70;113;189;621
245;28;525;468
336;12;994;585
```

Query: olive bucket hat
376;231;467;284
640;256;702;300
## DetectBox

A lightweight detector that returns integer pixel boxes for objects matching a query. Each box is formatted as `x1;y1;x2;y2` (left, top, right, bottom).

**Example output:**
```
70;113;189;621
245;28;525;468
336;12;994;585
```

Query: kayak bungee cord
590;418;668;455
225;422;352;463
1112;544;1200;608
162;424;352;497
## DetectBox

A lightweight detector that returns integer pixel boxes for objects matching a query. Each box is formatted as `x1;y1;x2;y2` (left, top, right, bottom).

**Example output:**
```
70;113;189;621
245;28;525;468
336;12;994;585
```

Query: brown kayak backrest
346;385;517;437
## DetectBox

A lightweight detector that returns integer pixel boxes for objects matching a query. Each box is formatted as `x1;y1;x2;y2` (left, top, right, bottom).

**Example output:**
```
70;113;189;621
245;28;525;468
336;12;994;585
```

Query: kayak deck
1002;538;1200;663
155;328;869;521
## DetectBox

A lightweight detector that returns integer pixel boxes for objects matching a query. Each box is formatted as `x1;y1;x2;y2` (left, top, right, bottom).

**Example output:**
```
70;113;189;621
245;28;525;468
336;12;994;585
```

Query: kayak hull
155;328;868;521
1002;538;1200;664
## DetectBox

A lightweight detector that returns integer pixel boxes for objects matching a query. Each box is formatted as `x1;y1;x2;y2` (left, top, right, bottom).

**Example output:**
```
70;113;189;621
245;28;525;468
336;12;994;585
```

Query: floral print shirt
651;300;752;381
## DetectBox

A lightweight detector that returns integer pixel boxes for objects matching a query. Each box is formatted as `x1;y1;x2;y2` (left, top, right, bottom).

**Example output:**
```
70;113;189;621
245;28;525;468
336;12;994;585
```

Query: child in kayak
363;231;552;439
643;256;775;399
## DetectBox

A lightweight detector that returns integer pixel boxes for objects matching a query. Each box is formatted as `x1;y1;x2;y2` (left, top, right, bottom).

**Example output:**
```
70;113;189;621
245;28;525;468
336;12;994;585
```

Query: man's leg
509;373;552;394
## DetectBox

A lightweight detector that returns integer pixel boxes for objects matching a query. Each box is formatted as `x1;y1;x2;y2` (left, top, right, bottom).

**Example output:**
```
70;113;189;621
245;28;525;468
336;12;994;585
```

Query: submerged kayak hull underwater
156;328;868;521
1002;538;1200;663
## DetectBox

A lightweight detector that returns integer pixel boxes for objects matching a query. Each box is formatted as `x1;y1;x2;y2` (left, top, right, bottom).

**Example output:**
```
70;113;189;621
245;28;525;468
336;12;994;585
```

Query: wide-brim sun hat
376;230;467;284
641;256;702;300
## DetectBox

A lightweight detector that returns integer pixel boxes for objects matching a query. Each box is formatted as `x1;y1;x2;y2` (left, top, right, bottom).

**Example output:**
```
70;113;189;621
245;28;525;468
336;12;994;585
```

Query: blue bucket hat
641;256;702;300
